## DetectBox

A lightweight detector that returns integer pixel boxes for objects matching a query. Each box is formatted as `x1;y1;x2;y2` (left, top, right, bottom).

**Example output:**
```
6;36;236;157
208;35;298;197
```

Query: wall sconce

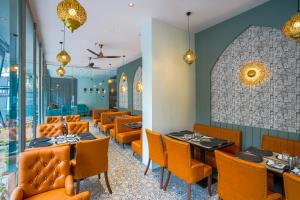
121;73;127;82
102;88;106;94
90;88;93;93
83;88;87;93
239;60;268;87
136;81;143;93
121;85;127;93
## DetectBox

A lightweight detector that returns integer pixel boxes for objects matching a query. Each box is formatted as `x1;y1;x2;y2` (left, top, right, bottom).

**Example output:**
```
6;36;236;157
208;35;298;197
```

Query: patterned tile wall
211;26;300;133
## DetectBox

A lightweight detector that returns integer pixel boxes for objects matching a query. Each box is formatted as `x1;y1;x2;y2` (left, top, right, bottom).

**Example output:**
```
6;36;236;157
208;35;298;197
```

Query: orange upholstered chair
37;123;63;138
71;137;112;194
283;172;300;200
115;116;142;147
67;121;89;134
194;123;242;167
215;150;282;200
131;138;142;157
163;136;212;200
92;109;107;127
45;116;63;124
144;129;167;189
64;115;81;122
262;135;300;156
11;145;91;200
100;112;129;134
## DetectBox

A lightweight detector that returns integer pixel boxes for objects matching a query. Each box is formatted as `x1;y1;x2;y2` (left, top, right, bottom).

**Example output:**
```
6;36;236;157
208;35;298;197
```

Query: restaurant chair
144;129;167;189
283;172;300;200
67;121;89;134
132;138;142;157
45;115;63;124
37;123;63;138
65;115;81;122
70;137;112;194
215;150;282;200
11;145;91;200
163;136;212;200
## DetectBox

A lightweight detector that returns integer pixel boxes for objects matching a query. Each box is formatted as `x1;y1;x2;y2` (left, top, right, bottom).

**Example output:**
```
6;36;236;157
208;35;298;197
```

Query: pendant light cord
187;12;191;50
298;0;299;12
63;25;66;50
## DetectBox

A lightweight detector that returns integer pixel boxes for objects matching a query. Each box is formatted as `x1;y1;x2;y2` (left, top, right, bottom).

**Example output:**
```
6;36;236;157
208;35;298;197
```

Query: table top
28;132;97;148
122;122;142;129
167;131;234;151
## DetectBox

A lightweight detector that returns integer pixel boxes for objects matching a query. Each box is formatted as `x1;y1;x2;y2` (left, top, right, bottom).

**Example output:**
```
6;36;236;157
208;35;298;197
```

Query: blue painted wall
117;58;142;115
195;0;299;149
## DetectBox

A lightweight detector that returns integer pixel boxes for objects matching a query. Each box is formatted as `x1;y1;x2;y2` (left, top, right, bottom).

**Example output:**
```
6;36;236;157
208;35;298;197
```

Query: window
0;0;20;197
133;67;142;110
119;73;128;108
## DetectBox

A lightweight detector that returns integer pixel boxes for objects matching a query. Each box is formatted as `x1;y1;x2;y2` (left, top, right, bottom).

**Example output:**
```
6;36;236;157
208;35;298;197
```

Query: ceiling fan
87;44;121;59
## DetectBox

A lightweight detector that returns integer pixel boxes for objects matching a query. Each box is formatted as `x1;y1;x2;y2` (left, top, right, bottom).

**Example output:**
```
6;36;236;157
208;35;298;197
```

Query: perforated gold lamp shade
56;66;65;77
239;61;267;87
56;50;71;66
136;81;143;93
57;0;87;32
282;12;300;42
183;49;197;65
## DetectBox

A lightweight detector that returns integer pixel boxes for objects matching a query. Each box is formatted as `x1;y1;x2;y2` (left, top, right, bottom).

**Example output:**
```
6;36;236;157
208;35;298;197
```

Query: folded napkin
266;160;287;170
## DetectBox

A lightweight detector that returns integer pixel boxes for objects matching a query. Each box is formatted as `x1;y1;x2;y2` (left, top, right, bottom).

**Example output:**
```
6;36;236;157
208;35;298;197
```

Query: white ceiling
29;0;269;77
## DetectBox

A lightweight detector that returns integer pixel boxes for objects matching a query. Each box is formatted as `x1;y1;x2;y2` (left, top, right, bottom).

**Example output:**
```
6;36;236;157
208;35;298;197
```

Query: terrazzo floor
80;118;219;200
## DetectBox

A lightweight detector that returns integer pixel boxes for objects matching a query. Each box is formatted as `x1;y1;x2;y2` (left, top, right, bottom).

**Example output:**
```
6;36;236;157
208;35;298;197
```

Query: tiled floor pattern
79;118;219;200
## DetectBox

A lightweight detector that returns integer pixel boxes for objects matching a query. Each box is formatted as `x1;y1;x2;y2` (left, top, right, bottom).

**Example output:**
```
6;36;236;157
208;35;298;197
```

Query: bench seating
132;139;142;157
99;111;130;133
262;135;300;156
115;116;142;146
193;123;242;167
92;109;108;127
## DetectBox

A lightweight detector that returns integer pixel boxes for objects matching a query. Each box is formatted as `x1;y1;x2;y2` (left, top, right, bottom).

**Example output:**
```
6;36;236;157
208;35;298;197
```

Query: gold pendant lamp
282;0;300;42
57;0;87;32
183;12;196;65
108;64;113;84
56;66;66;77
56;26;71;66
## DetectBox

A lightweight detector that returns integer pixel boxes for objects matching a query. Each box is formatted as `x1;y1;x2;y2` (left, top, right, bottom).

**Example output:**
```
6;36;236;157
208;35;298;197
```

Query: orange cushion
116;130;141;144
132;139;142;157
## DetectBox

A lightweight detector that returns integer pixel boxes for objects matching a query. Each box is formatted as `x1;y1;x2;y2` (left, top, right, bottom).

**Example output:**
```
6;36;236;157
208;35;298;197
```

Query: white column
141;18;196;166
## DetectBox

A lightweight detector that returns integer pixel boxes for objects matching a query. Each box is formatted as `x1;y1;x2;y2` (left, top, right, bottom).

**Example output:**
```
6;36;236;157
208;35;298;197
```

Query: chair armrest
65;175;75;196
267;192;282;200
11;187;24;200
69;191;91;200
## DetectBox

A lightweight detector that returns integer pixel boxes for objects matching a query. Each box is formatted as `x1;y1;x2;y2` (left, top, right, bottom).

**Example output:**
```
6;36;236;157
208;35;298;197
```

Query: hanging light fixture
121;55;128;81
108;64;113;84
56;66;65;77
56;26;71;66
183;12;196;65
57;0;87;32
282;0;300;42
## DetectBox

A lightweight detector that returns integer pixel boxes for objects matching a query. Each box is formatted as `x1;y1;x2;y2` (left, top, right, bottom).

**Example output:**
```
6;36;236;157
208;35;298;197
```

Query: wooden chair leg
104;172;112;194
163;171;171;191
133;152;135;156
76;179;80;194
208;175;212;196
187;183;191;200
122;144;125;149
159;167;165;189
144;159;151;175
98;174;101;180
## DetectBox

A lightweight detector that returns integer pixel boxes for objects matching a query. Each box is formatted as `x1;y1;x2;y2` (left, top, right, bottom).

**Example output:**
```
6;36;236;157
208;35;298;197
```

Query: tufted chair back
18;145;70;198
164;136;192;181
64;115;81;122
45;116;63;124
67;121;89;134
262;135;300;156
72;137;110;180
146;128;167;167
37;123;63;138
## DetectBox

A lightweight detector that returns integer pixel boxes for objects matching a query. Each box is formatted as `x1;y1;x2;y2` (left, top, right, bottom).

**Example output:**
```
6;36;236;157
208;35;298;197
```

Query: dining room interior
0;0;300;199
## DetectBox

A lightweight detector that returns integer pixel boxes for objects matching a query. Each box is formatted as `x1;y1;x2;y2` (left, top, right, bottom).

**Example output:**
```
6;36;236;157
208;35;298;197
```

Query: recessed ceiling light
128;2;135;7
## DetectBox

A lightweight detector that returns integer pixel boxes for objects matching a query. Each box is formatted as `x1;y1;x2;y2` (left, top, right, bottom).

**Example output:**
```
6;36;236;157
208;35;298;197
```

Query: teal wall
117;57;142;115
195;0;299;149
